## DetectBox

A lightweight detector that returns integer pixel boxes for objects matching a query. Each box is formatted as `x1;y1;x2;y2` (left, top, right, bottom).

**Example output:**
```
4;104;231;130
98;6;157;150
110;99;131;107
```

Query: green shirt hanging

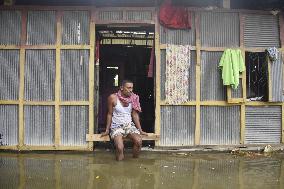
219;49;245;89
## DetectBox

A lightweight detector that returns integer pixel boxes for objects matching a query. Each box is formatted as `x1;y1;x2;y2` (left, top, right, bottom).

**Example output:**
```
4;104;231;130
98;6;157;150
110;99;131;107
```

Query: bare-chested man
101;80;147;161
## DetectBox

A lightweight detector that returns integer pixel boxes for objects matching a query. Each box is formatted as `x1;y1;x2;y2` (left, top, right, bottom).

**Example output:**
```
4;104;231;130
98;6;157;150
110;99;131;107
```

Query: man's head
120;80;133;97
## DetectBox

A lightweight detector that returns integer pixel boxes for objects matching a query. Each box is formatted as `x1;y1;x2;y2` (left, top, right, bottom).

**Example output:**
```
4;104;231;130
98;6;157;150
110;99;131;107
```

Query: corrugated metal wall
25;50;55;101
160;13;195;45
161;50;196;101
62;11;90;45
0;157;19;188
243;159;281;188
160;106;195;146
25;158;55;189
201;51;226;101
198;159;239;189
61;50;89;101
60;106;89;146
0;105;18;146
125;10;152;21
0;11;21;45
24;106;54;146
231;79;243;98
200;12;240;47
270;52;283;102
245;106;281;144
0;50;19;100
98;11;123;20
244;14;280;48
26;11;56;45
200;106;240;145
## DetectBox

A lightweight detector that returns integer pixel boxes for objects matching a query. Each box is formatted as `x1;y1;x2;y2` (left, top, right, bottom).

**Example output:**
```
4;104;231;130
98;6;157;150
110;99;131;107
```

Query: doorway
96;25;155;135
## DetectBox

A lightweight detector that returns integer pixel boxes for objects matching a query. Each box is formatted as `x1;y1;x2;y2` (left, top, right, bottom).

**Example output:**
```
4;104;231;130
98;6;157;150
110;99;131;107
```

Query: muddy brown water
0;151;284;189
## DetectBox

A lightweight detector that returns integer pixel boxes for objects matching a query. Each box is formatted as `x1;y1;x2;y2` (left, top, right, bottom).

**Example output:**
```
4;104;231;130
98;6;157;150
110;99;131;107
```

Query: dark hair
120;79;133;87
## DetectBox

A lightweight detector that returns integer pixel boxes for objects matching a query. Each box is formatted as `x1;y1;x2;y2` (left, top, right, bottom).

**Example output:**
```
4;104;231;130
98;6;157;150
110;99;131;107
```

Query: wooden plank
86;133;160;142
60;101;89;105
60;45;91;49
24;101;55;105
222;0;230;9
18;10;27;149
88;10;96;151
0;100;19;104
195;12;201;145
155;13;161;146
54;11;63;148
240;104;245;144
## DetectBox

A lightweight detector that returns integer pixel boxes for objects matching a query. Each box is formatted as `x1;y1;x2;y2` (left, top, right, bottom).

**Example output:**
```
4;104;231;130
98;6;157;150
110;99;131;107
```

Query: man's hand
100;130;109;137
139;130;148;136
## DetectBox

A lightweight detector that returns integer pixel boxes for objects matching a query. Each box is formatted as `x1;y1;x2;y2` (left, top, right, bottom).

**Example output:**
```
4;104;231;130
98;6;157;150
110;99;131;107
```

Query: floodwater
0;151;284;189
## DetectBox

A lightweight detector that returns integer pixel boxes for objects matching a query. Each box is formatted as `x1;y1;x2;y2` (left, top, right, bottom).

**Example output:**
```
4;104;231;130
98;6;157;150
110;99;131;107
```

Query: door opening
96;26;155;137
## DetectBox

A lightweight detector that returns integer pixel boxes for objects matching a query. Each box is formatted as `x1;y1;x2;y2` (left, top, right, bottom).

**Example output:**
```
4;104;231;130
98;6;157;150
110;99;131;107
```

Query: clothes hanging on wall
219;49;245;89
159;0;191;29
165;44;191;105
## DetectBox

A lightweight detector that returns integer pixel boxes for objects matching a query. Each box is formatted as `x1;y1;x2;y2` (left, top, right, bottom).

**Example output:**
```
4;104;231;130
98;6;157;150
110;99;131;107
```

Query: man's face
120;82;133;97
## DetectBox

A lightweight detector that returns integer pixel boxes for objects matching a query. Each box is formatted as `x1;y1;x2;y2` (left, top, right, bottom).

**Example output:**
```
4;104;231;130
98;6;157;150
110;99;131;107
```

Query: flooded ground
0;151;284;189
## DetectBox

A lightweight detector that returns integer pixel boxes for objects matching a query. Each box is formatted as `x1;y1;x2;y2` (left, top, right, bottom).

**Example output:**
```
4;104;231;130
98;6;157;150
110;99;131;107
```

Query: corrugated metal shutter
60;106;89;146
61;50;89;101
245;106;281;144
160;50;196;101
244;14;280;48
160;106;195;146
25;50;55;101
24;106;54;146
62;11;90;45
270;52;283;102
0;105;18;146
0;11;21;45
200;106;240;145
160;13;195;45
201;51;226;101
200;12;240;47
27;11;56;45
0;50;20;100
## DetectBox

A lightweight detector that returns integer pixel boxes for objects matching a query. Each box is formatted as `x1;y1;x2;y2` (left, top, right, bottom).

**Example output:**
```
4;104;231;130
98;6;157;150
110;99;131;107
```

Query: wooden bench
86;133;160;142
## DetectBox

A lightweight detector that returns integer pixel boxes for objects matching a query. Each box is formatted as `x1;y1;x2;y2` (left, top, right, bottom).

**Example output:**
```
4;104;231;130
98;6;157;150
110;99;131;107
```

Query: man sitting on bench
101;80;147;161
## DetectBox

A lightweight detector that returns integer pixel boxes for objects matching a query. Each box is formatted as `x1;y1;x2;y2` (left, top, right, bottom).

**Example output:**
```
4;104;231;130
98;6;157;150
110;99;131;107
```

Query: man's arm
101;94;115;136
132;110;147;135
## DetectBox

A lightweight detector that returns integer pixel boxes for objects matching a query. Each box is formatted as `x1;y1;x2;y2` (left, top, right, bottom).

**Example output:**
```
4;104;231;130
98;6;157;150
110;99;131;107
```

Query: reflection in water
0;152;283;189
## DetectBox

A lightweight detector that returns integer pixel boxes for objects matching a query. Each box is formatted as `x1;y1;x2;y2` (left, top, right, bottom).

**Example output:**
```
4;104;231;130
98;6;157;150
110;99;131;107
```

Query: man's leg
127;133;142;158
113;135;124;161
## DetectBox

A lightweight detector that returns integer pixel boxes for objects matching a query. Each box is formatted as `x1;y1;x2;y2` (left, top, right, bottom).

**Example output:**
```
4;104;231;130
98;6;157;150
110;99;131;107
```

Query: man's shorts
110;122;140;139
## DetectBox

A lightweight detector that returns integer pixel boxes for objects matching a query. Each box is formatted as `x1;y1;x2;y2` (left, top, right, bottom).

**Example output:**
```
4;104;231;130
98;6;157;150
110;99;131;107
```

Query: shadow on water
0;151;284;189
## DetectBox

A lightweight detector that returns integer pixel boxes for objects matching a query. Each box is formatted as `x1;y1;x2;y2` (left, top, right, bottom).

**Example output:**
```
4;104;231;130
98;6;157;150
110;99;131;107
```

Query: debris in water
96;176;100;179
264;145;273;153
163;165;169;168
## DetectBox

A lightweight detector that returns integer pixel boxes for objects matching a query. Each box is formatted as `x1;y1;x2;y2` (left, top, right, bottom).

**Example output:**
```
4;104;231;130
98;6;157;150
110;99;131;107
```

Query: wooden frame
0;6;283;150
